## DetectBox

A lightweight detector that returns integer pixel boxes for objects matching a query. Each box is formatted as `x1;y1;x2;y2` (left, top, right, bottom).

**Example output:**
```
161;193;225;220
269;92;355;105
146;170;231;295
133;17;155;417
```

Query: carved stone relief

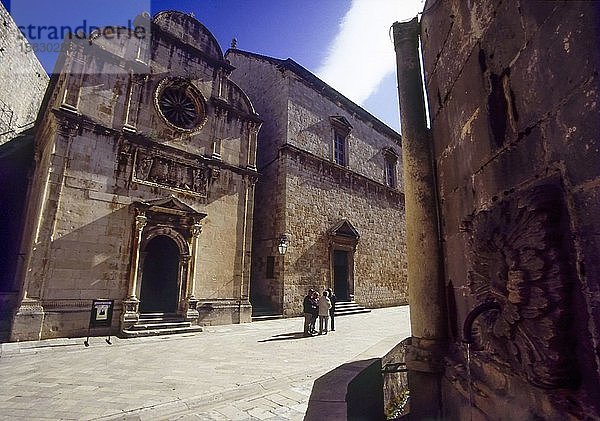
467;180;578;389
132;149;211;197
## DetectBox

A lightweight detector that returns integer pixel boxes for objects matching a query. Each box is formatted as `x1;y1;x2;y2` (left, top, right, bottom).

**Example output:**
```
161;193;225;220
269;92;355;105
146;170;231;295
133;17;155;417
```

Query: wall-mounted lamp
277;234;289;255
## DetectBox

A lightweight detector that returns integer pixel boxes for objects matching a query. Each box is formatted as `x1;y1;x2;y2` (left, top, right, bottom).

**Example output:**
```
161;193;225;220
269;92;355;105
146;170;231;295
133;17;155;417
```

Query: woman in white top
318;290;332;334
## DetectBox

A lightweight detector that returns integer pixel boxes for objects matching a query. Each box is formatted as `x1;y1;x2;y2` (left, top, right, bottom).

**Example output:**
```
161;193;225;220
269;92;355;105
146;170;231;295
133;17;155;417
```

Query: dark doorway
139;236;179;313
333;250;349;300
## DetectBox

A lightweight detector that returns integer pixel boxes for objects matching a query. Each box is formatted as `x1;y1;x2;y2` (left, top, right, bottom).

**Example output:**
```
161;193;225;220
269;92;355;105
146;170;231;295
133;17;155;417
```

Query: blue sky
2;0;425;131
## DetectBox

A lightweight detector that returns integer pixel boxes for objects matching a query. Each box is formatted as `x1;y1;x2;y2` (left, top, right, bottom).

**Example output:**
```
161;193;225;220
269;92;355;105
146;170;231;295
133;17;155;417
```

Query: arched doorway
139;235;180;313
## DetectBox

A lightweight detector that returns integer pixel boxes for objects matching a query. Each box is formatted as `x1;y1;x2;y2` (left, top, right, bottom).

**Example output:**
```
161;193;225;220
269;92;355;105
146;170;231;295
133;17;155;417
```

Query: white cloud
317;0;425;105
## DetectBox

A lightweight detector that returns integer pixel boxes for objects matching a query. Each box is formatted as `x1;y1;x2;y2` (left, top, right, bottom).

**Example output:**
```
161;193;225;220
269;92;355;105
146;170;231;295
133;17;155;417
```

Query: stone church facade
8;11;261;341
226;50;407;316
1;10;407;341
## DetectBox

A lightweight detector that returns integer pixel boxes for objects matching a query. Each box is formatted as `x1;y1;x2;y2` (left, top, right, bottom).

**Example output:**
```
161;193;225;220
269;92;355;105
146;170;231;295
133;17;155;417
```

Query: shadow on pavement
257;332;307;342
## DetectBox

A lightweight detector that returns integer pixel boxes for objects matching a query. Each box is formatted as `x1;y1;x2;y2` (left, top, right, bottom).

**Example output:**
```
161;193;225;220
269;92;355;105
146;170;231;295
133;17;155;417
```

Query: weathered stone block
472;126;547;209
544;77;600;186
510;3;599;133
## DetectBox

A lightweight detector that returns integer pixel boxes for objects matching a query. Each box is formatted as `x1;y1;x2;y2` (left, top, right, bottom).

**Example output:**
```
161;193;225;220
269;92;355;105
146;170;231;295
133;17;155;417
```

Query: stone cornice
279;143;405;203
42;299;123;312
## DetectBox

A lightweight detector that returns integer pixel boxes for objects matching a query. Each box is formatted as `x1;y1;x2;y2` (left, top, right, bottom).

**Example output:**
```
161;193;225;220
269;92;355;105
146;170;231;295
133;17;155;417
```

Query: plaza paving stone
0;306;411;420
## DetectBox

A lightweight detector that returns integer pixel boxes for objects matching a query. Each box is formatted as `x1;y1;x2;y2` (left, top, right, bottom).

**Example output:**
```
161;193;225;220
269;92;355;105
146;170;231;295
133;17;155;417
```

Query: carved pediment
135;196;207;219
329;219;360;240
382;146;399;160
329;115;353;135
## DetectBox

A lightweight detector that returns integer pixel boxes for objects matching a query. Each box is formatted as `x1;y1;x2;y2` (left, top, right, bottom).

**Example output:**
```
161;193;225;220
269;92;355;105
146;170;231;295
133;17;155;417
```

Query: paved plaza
0;306;411;420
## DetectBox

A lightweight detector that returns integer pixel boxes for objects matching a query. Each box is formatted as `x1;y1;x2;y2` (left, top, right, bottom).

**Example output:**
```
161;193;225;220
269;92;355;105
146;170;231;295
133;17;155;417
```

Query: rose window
156;79;206;131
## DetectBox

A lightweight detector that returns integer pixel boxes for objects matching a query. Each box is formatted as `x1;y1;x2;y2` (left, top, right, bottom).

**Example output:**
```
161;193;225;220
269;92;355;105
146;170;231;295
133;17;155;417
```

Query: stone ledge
304;358;384;421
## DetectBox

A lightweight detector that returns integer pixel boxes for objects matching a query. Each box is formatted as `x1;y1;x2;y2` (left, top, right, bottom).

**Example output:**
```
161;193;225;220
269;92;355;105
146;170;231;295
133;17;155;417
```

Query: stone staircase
121;313;203;338
334;300;371;316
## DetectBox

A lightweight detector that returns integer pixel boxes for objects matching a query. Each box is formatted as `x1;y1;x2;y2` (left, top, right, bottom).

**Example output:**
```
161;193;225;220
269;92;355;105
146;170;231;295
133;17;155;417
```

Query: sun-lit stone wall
228;50;407;316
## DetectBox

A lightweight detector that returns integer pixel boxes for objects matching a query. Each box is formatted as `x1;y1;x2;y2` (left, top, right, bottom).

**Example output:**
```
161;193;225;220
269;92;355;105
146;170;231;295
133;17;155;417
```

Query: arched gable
153;11;224;61
223;79;258;117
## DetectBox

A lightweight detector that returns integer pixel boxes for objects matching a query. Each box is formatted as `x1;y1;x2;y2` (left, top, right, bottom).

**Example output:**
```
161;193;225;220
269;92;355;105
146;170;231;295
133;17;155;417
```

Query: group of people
302;288;337;336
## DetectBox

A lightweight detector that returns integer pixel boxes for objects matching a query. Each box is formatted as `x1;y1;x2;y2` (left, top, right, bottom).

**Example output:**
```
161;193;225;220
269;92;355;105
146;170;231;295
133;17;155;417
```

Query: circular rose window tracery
155;78;206;132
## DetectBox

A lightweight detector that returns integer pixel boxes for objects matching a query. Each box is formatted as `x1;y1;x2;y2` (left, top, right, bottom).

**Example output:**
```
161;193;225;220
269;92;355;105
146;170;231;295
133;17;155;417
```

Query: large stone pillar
393;17;447;419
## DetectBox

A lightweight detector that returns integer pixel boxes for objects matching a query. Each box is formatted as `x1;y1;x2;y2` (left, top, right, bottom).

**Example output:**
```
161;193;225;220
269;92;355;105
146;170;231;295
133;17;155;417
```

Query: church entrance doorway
329;220;359;302
139;235;179;313
333;250;350;300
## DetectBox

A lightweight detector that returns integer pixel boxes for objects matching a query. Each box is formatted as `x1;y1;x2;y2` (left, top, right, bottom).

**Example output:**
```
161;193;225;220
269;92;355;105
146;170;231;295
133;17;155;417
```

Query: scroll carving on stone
132;149;210;197
467;180;578;389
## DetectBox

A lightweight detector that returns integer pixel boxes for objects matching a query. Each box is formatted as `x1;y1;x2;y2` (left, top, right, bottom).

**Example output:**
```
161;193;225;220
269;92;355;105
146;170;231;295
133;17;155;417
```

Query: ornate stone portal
121;196;207;331
467;180;578;389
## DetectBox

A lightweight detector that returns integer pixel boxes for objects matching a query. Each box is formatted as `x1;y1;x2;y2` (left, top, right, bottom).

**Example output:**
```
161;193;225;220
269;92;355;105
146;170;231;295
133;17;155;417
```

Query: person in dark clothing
303;288;315;336
327;288;337;331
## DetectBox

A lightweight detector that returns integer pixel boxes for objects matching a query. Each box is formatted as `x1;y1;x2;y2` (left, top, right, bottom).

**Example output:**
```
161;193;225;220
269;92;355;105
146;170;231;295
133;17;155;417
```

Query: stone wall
287;74;403;191
228;50;407;316
223;51;289;167
420;0;600;418
225;51;290;310
282;148;407;315
0;3;48;145
282;74;406;314
248;159;286;309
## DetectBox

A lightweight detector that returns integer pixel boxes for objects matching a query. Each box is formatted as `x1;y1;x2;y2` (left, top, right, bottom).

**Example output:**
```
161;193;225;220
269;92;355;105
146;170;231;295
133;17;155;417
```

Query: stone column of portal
393;17;447;420
184;222;202;322
121;212;147;328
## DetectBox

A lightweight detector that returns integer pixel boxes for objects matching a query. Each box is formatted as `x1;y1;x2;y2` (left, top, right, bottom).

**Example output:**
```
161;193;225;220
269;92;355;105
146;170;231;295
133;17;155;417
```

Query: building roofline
225;49;402;143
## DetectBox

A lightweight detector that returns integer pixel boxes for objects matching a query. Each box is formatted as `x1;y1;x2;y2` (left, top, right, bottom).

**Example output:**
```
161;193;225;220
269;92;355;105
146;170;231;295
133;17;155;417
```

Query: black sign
89;299;114;328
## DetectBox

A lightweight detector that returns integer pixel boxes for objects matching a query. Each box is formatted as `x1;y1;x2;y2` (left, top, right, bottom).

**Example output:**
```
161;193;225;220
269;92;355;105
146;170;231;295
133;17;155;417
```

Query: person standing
327;288;337;331
303;288;315;336
310;291;319;334
318;290;332;335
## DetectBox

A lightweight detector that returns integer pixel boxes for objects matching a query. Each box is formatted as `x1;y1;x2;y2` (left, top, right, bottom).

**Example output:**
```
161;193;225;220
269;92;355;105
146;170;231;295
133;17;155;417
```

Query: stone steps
251;314;284;322
121;313;203;338
334;301;371;316
251;306;283;322
249;302;370;322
